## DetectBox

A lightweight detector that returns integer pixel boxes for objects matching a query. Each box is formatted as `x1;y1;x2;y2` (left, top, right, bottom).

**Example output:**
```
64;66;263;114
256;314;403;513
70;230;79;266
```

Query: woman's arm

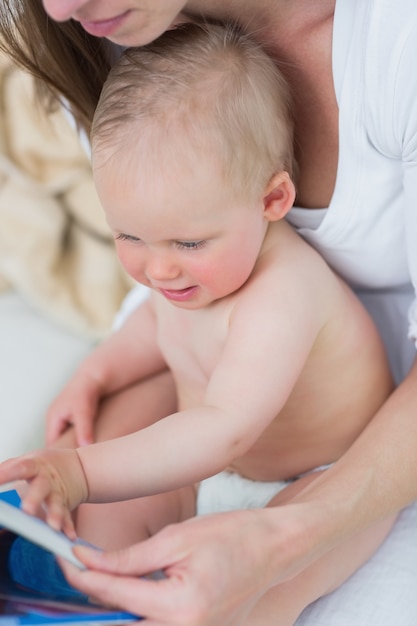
56;358;417;626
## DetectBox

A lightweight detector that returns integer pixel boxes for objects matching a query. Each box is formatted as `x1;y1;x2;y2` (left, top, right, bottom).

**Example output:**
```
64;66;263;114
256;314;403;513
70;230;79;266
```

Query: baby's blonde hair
92;21;295;200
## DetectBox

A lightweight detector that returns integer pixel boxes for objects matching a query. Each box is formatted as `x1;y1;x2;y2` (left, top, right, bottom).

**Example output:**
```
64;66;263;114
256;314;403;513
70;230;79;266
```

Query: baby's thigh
266;471;326;506
94;369;177;441
77;484;197;549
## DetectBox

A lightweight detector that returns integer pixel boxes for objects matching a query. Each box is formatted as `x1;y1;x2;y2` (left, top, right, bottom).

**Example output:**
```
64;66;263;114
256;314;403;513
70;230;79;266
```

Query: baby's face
42;0;190;46
93;143;269;310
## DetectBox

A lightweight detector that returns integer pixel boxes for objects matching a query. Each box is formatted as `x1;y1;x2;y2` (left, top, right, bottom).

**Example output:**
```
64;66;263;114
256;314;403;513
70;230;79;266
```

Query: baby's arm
46;299;166;446
75;282;321;502
0;276;321;524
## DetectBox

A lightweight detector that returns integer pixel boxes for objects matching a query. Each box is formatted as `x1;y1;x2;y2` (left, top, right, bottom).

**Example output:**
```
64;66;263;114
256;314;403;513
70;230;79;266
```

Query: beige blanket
0;55;132;338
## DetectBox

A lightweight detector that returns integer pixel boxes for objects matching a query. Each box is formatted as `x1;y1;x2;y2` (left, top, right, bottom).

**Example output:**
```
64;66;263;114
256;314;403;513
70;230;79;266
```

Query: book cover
0;489;138;625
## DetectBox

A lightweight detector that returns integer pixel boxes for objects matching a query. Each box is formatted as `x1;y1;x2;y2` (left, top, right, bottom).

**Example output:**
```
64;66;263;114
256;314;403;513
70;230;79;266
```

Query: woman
1;1;417;624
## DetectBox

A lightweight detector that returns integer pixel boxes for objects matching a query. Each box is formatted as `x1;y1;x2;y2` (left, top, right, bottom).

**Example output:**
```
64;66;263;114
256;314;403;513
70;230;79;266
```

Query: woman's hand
46;371;104;447
0;449;88;537
60;507;314;626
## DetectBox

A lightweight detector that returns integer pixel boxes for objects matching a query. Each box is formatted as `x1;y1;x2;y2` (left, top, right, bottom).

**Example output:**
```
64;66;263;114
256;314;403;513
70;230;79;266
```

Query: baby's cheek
115;243;144;283
195;262;236;297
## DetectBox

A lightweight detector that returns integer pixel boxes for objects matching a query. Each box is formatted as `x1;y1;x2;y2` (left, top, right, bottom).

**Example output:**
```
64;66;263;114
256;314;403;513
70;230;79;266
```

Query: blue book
0;489;138;625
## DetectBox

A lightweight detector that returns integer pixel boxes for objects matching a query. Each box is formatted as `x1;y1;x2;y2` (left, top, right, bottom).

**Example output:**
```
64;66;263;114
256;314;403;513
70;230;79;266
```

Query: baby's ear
263;172;296;221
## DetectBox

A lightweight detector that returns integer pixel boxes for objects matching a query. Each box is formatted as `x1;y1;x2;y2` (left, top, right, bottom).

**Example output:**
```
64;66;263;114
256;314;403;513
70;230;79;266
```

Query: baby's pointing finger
45;492;76;538
21;473;56;517
0;455;39;485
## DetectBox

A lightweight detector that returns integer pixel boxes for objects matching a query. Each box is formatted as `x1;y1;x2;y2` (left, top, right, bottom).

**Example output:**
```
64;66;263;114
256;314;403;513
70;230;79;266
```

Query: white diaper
197;467;331;516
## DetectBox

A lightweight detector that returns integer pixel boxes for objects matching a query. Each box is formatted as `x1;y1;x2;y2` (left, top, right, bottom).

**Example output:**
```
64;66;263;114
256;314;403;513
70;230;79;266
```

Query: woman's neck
185;0;339;209
184;0;335;42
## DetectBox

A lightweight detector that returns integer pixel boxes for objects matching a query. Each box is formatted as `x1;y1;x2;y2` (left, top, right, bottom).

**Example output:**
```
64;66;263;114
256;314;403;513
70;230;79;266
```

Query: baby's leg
55;370;196;549
246;472;397;626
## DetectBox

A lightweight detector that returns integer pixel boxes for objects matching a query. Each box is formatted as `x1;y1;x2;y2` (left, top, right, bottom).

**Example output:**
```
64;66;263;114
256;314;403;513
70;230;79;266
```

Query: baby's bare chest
154;301;230;392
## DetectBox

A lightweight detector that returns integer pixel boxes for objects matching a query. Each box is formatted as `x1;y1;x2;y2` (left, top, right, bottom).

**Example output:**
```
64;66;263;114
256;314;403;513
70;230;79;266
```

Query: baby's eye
176;240;206;251
116;233;141;243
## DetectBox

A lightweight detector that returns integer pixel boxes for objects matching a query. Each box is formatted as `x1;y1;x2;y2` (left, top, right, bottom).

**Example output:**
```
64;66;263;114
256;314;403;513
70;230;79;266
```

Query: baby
0;21;394;616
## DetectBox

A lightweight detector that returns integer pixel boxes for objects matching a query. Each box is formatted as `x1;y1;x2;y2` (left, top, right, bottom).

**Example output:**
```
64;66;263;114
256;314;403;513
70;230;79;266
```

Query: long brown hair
0;0;112;132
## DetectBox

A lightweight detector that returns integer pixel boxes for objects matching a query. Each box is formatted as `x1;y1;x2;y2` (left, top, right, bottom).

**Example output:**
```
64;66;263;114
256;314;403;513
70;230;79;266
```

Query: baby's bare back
231;279;393;480
154;222;393;482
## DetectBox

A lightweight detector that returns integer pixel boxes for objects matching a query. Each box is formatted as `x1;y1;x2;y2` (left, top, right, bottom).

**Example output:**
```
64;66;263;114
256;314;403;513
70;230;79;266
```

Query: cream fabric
0;55;132;338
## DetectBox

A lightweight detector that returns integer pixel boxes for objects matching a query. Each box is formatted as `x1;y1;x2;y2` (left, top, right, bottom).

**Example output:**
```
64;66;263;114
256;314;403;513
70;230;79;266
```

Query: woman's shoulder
364;0;417;156
363;0;417;81
336;0;417;157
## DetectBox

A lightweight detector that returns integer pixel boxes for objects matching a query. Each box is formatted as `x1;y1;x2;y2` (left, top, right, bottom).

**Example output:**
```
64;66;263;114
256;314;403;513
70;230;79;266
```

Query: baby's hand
0;449;88;538
46;372;104;448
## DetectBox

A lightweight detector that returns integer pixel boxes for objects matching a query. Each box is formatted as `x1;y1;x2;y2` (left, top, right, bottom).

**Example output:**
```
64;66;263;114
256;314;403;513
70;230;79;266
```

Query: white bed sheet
0;291;93;460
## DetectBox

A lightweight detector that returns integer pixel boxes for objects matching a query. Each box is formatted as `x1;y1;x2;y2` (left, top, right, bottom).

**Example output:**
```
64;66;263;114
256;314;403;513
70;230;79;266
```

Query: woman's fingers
62;558;252;626
60;513;269;626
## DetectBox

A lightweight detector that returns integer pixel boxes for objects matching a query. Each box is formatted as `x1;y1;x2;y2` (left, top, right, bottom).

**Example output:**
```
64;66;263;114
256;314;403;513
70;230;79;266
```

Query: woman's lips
78;11;131;37
159;286;198;302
